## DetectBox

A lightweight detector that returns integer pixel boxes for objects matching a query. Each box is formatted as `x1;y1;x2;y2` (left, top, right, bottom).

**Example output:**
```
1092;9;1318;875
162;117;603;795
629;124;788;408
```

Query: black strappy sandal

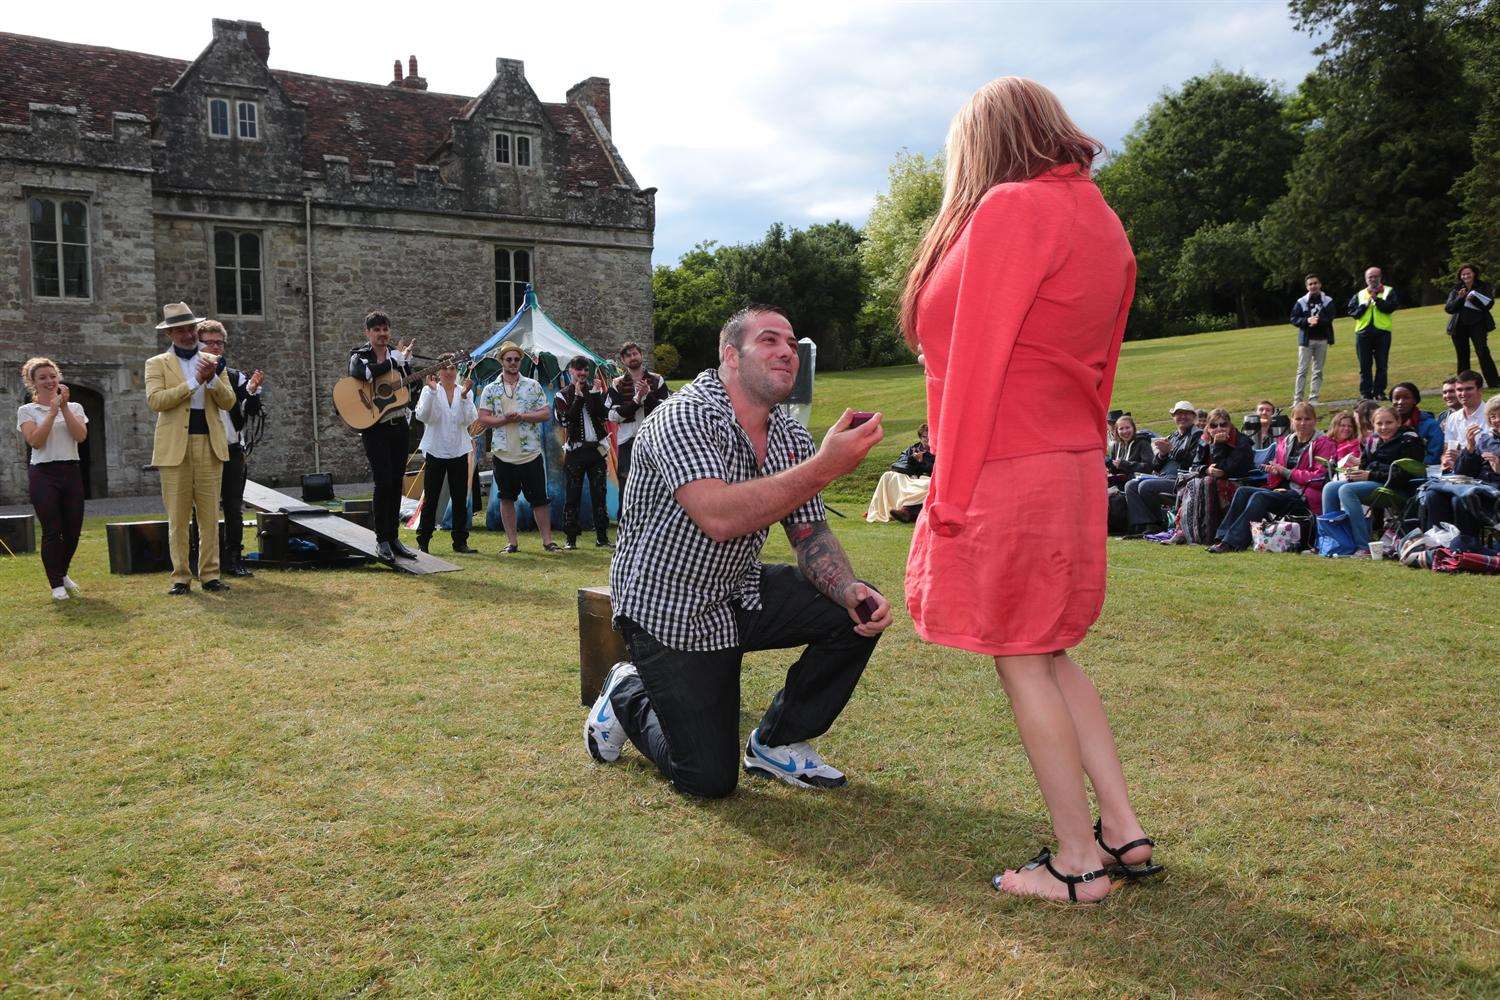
1094;819;1164;880
990;848;1112;904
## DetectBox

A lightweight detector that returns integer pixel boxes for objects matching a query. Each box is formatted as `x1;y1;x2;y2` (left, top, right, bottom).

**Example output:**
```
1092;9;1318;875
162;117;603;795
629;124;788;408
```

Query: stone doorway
70;384;108;498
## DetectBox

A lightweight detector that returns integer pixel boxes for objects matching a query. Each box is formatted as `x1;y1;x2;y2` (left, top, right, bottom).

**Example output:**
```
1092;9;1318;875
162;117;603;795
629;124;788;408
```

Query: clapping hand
395;338;416;358
633;376;649;402
53;384;69;409
247;370;265;392
1465;423;1481;450
426;374;439;389
195;354;218;382
462;377;473;396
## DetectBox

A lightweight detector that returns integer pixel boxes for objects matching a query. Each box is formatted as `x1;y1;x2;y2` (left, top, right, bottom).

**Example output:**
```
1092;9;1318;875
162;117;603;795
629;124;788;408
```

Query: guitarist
348;310;419;562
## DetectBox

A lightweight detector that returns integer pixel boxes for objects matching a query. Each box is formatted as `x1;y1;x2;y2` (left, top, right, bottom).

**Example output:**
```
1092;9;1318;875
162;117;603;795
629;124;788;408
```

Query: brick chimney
567;77;611;133
390;54;428;91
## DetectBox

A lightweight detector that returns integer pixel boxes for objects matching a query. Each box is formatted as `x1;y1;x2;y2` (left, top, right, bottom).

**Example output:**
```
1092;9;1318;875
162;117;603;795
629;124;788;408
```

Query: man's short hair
1456;369;1483;388
618;341;643;357
1304;274;1320;283
195;320;227;338
1442;375;1458;386
364;309;390;330
1258;399;1275;409
568;355;592;372
718;304;791;356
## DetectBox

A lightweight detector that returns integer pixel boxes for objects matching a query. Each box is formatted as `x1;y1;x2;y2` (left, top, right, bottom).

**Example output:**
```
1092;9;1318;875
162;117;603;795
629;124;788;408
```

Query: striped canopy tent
468;285;618;391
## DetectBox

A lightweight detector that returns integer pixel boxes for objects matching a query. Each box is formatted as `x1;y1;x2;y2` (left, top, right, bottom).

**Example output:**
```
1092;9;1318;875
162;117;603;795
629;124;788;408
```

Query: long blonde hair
900;77;1101;348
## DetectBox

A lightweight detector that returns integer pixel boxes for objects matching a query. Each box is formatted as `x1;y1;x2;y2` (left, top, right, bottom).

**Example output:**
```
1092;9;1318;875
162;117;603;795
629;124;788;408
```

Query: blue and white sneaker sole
584;662;634;763
742;750;846;789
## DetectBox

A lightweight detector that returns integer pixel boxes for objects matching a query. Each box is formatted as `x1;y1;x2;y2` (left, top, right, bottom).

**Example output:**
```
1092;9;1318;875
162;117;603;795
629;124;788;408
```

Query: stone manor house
0;19;655;503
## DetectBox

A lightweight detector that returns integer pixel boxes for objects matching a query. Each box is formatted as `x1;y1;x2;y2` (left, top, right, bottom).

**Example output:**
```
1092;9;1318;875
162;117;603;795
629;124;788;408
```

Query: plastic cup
1367;541;1384;560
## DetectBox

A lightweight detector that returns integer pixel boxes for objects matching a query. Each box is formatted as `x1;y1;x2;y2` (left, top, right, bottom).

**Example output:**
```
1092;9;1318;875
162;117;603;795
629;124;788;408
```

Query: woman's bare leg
1053;651;1151;866
992;653;1110;901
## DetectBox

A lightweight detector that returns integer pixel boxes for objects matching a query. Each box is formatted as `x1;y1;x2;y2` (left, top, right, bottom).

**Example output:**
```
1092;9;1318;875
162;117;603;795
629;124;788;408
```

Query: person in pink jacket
1207;402;1335;553
902;77;1157;904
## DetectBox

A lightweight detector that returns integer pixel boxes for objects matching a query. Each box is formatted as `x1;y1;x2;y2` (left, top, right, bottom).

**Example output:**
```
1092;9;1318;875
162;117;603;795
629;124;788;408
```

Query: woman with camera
15;356;88;601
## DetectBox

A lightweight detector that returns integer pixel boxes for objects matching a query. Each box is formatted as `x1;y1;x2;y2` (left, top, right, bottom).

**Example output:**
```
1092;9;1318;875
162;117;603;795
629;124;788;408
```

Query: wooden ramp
241;480;459;575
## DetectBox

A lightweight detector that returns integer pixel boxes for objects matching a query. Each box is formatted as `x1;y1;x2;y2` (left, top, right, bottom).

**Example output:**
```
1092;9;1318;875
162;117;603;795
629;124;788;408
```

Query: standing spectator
1123;401;1201;534
1105;413;1152;489
195;321;264;578
554;355;612;550
1290;274;1336;404
1347;265;1398;400
16;357;87;601
475;341;559;553
1441;371;1487;465
413;360;480;555
1390;382;1443;465
605;341;670;502
1208;402;1334;552
147;302;237;594
1444;265;1498;387
1439;376;1461;415
1320;406;1423;556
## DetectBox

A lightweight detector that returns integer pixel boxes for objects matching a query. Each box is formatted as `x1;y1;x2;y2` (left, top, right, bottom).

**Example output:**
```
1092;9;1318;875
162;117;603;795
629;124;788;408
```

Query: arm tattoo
786;520;856;606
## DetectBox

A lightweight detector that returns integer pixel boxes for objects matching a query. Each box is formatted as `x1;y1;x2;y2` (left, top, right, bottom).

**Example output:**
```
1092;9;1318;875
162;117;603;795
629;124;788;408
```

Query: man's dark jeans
1213;487;1304;551
221;443;248;562
610;563;879;799
1124;475;1177;530
1355;327;1392;399
361;418;409;543
564;444;610;544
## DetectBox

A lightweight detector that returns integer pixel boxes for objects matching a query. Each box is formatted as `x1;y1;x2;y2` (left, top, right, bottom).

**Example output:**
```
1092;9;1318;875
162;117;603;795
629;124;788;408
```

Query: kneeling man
587;305;891;796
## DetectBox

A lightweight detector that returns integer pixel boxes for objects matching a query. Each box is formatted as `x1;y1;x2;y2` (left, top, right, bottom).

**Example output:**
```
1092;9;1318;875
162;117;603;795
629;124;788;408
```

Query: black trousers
610;563;880;799
417;454;470;548
563;445;609;543
1355;327;1392;398
1451;326;1500;388
28;460;84;588
1124;475;1176;530
617;437;636;510
221;444;248;562
361;418;409;543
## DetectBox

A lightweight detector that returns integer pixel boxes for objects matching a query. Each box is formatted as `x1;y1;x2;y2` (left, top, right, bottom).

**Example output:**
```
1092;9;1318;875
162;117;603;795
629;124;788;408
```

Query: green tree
651;242;736;373
1096;69;1300;328
858;150;944;364
1173;222;1262;327
1447;0;1499;278
1260;0;1477;300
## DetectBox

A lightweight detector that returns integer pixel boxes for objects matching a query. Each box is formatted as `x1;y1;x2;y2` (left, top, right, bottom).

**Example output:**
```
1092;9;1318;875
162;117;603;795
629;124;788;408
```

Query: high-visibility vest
1355;287;1394;332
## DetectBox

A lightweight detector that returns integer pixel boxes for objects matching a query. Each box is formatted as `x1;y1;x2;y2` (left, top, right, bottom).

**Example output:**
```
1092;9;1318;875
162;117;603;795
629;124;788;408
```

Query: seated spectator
1391;381;1444;465
1124;400;1201;534
1438;376;1461;415
1245;400;1282;451
1159;407;1253;544
1208;402;1333;552
1354;398;1379;442
1319;406;1424;557
1195;408;1209;431
1421;395;1500;535
1106;413;1152;489
1441;370;1487;460
867;424;933;524
1325;410;1363;474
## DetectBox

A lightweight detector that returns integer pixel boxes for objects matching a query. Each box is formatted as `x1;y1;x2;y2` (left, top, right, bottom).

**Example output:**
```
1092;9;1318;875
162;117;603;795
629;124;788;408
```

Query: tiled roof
0;30;624;185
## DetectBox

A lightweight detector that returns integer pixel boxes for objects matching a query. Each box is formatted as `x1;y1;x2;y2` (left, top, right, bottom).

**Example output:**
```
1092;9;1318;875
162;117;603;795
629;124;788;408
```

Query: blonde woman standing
16;357;88;601
902;78;1157;902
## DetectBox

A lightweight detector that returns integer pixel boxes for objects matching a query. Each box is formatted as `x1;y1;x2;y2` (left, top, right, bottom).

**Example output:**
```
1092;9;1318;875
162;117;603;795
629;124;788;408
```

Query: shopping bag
1315;511;1358;557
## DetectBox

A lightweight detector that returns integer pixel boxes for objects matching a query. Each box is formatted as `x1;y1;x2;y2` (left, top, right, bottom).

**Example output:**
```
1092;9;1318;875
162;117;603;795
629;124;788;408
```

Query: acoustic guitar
332;350;471;431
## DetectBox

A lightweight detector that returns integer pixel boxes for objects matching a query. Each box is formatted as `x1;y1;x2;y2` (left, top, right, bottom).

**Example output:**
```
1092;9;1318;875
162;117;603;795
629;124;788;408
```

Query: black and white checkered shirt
610;369;826;651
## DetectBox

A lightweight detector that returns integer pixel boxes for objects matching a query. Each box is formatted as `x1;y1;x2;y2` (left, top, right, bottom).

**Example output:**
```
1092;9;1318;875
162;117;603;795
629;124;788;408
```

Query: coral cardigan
917;165;1136;536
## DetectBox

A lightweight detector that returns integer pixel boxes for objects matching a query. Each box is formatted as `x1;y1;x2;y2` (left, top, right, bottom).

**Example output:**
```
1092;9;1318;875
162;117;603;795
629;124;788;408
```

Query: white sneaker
62;576;81;596
585;662;637;763
50;586;69;601
743;728;847;788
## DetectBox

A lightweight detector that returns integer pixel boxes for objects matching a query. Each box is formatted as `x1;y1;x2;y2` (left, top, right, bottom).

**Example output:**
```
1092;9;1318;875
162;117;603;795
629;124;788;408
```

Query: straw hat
156;302;204;330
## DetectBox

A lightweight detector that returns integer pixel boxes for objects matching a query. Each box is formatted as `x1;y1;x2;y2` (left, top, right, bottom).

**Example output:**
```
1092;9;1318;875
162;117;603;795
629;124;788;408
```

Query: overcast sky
8;1;1322;265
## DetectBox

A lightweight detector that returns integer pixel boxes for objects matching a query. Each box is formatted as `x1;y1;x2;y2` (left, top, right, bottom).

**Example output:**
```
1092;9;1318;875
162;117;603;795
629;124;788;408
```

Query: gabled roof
0;30;625;185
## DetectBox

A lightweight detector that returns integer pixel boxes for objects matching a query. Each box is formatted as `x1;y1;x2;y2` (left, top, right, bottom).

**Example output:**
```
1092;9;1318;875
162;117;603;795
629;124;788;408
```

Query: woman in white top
413;361;481;554
16;357;89;600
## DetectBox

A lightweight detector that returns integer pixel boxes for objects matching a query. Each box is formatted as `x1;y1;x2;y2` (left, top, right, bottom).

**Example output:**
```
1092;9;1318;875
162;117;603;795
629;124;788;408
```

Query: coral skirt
905;449;1107;657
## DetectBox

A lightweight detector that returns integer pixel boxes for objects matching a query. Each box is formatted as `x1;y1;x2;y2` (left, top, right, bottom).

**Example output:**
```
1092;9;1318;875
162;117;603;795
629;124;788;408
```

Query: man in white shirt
1441;370;1488;471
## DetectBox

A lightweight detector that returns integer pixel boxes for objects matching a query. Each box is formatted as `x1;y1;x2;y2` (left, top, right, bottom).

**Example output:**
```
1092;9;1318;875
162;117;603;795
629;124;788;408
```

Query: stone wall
0;108;160;504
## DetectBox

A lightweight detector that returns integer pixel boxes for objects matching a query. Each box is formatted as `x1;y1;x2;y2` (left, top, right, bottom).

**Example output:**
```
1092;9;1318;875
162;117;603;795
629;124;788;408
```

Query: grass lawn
3;321;1497;997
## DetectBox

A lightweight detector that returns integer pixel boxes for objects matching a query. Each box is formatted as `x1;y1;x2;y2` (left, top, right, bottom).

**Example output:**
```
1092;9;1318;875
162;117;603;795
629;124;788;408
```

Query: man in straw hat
475;340;560;552
145;302;238;594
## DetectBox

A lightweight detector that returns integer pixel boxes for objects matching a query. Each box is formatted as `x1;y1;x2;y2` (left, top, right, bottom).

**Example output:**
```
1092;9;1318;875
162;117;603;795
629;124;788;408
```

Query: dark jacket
1186;432;1253;479
1290;292;1337;347
553;382;610;447
1359;429;1425;481
605;371;670;426
890;442;935;477
1106;435;1153;477
1445;281;1496;335
1152;426;1202;475
224;366;264;434
1454;447;1500;486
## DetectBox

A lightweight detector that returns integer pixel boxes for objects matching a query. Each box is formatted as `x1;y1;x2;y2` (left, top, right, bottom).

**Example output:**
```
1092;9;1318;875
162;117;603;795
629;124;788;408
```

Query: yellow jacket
145;351;237;466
